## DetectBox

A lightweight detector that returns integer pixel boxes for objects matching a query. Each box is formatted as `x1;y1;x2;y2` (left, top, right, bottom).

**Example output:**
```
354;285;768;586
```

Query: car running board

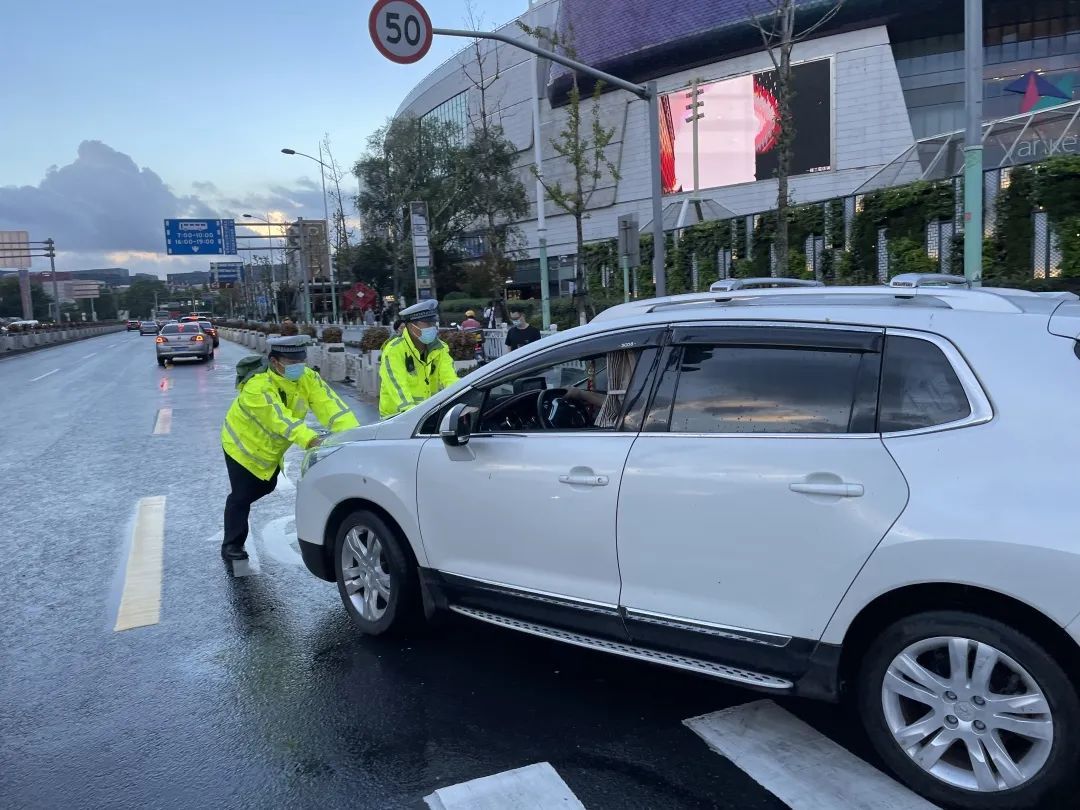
449;605;794;691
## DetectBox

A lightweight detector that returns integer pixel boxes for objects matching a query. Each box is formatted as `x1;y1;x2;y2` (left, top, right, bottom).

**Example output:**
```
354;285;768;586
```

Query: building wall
397;9;915;265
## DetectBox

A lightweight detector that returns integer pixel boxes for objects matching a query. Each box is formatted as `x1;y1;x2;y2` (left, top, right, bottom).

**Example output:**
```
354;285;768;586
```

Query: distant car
155;322;213;365
139;321;159;336
126;320;140;331
197;320;219;347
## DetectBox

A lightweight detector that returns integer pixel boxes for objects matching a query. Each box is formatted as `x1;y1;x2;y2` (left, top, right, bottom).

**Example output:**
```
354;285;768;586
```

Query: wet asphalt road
0;332;877;809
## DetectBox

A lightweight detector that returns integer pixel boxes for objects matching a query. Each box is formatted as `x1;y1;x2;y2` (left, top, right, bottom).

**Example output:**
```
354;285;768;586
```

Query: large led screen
659;58;832;194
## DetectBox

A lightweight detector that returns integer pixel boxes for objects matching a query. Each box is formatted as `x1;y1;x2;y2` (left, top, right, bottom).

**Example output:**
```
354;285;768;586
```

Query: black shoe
221;544;249;561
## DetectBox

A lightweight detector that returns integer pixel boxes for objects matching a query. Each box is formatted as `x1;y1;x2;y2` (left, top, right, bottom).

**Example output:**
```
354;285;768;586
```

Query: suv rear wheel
857;610;1079;808
333;510;420;636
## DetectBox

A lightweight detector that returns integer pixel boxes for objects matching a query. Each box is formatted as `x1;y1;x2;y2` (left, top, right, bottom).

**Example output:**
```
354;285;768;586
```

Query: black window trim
879;328;993;437
642;321;886;438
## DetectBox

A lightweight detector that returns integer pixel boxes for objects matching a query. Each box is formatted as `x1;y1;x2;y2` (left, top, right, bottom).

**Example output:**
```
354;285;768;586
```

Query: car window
161;325;180;335
662;344;878;434
878;336;971;432
478;348;645;433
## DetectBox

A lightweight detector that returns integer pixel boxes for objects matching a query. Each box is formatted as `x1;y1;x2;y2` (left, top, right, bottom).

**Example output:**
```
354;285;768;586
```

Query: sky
0;0;523;279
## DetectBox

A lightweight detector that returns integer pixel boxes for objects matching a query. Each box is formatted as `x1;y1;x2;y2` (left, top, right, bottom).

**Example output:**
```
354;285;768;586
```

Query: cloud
0;140;216;253
0;141;349;278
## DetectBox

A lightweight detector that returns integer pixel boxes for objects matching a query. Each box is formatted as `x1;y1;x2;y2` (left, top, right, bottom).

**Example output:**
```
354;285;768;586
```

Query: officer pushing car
378;300;458;419
220;335;360;561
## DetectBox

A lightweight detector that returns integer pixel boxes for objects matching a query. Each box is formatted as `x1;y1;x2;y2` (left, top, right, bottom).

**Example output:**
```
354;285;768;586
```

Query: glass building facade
421;91;469;141
892;1;1080;139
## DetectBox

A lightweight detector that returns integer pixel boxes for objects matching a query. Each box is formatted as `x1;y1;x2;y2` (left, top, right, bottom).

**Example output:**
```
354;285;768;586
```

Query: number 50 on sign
369;0;433;65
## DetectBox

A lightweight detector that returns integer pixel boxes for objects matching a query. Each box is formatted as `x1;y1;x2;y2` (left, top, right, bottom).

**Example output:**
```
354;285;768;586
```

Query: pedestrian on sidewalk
219;335;360;562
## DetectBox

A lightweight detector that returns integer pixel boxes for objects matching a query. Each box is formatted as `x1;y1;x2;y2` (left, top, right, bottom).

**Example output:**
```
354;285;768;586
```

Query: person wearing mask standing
378;300;458;419
220;336;360;561
505;306;542;352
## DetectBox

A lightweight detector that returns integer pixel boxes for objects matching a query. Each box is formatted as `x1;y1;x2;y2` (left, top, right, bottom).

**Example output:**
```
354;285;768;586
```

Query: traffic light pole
432;26;667;298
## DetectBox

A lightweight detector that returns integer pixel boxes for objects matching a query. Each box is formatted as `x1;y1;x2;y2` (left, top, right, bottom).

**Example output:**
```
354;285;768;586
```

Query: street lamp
281;146;345;323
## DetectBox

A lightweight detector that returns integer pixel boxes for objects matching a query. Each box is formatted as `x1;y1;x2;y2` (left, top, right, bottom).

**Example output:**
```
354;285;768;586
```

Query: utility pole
528;0;552;329
44;239;60;322
963;0;984;286
317;143;339;323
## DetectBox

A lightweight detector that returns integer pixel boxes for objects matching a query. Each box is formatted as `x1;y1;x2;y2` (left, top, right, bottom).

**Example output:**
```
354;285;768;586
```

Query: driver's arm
564;387;605;408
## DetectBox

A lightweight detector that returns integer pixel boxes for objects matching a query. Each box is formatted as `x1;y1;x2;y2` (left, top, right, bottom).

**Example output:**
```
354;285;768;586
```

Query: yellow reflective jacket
221;366;360;480
379;334;458;419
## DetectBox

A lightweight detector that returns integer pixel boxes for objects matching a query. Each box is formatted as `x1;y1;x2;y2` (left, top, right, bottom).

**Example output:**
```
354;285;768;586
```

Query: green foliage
888;237;937;275
360;326;392;351
120;276;166;320
0;277;52;320
848;181;955;284
321;326;343;343
438;329;479;361
986;167;1035;285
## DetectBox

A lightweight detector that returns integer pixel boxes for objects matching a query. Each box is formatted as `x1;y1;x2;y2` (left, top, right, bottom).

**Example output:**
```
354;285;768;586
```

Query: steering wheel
537;388;591;430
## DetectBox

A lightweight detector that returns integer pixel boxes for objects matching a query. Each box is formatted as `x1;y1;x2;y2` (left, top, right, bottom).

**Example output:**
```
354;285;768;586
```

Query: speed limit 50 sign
369;0;433;65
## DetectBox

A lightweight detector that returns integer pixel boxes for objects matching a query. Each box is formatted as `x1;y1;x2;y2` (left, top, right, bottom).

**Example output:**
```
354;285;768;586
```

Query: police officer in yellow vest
220;335;359;561
379;300;458;419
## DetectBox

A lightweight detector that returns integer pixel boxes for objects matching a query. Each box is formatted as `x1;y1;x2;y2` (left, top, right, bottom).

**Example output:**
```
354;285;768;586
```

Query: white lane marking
153;408;173;435
82;352;98;359
29;368;60;382
424;762;584;810
114;496;167;631
685;700;939;810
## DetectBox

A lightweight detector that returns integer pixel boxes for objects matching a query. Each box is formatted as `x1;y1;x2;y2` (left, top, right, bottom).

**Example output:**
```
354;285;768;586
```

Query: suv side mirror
440;403;472;447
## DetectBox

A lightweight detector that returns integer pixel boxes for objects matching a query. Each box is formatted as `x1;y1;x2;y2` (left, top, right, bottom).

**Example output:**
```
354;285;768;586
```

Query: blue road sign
164;219;238;256
211;261;244;285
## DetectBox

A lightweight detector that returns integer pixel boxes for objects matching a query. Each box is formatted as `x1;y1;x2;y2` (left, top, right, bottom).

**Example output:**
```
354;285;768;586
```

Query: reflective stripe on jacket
378;335;458;419
221;366;360;480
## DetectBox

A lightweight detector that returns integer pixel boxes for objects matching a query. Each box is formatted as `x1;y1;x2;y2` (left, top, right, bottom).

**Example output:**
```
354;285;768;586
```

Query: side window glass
669;345;868;434
879;336;971;432
478;348;643;432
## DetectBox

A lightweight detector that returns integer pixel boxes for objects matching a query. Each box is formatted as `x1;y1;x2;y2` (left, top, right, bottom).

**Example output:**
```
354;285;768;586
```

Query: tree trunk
774;39;794;277
575;214;587;325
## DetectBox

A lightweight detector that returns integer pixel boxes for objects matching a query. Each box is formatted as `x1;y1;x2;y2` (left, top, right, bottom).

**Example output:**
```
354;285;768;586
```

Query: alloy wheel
881;635;1053;793
340;526;392;621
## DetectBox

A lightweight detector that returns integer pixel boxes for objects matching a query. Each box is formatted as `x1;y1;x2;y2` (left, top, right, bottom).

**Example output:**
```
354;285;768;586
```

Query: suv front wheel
857;610;1079;809
333;510;420;636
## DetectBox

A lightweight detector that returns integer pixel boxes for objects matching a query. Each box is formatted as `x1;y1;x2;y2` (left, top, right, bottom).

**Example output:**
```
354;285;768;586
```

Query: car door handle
789;482;864;498
559;474;609;487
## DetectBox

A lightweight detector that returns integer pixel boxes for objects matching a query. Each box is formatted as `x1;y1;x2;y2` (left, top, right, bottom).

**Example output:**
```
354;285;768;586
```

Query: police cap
268;334;310;359
399;299;440;324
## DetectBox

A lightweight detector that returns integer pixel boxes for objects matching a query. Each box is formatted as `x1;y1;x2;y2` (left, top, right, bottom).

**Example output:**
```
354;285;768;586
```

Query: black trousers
223;452;279;549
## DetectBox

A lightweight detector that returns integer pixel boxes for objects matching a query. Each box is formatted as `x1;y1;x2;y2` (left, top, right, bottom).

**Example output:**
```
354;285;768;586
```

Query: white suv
296;275;1080;809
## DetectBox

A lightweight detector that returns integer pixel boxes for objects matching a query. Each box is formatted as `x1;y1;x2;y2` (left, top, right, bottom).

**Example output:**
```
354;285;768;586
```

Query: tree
519;22;619;324
355;115;479;301
750;0;845;276
462;4;531;303
121;276;166;320
0;276;52;320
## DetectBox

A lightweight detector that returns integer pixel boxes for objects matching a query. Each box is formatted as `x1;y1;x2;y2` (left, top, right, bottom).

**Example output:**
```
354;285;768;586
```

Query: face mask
512;317;524;327
417;326;439;345
281;362;306;381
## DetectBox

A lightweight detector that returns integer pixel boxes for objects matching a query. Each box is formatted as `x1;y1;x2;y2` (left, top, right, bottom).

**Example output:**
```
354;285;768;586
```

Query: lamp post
281;147;345;323
242;213;281;320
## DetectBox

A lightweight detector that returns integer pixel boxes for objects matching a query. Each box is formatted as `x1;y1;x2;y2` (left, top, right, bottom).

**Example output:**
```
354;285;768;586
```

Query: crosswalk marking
152;408;172;435
114;496;167;632
425;762;584;810
685;700;938;809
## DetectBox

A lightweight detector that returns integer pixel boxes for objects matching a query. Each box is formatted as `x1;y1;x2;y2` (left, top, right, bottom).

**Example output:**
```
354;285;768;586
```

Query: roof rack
889;273;970;289
709;277;824;292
